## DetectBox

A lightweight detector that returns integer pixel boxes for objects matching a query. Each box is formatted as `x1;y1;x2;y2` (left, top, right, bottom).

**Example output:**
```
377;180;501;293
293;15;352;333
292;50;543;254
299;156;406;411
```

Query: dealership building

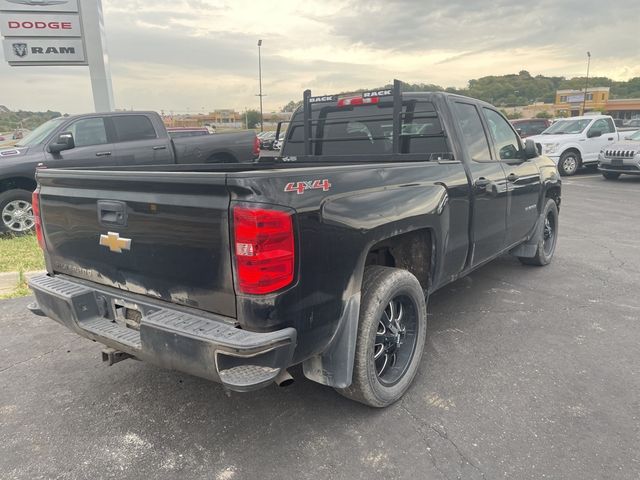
517;87;640;120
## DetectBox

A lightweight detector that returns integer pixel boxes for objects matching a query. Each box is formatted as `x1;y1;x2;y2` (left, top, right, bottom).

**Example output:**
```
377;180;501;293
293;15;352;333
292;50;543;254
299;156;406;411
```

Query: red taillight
233;205;295;295
32;189;45;250
337;96;379;107
252;135;260;156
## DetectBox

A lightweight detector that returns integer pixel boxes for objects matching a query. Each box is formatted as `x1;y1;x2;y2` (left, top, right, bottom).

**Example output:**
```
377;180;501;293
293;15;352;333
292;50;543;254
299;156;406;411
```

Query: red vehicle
511;118;551;138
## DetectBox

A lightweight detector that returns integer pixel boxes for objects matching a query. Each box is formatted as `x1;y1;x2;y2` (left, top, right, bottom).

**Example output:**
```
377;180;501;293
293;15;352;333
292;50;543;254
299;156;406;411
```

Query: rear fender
302;184;447;388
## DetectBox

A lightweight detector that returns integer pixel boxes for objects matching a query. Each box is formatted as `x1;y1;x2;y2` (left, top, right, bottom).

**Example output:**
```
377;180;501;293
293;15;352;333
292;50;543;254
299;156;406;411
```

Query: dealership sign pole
0;0;114;112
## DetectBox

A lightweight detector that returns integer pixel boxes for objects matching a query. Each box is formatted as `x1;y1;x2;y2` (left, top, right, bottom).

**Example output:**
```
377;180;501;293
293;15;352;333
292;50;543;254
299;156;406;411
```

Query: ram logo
12;43;28;58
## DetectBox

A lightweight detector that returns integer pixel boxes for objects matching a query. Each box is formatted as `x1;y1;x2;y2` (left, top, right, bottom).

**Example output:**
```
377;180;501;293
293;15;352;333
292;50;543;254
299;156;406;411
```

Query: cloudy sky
1;0;639;114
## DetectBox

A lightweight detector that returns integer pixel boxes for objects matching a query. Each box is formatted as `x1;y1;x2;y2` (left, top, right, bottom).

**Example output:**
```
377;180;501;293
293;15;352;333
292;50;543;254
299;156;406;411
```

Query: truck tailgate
36;169;236;318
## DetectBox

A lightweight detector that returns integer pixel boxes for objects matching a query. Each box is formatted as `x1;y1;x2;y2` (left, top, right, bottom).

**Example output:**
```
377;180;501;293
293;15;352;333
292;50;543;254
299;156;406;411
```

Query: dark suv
511;118;551;138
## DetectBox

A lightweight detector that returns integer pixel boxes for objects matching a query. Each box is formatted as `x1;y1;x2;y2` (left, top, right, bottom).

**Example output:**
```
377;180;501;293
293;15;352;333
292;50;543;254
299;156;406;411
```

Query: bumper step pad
28;274;297;391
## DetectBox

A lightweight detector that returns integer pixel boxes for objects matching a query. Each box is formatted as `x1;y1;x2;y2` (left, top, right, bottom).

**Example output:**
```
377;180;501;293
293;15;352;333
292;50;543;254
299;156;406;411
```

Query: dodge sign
0;12;81;36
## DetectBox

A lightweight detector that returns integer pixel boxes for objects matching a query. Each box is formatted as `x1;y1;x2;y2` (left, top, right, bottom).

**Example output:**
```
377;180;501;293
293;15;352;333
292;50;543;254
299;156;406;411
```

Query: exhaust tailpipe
274;369;294;387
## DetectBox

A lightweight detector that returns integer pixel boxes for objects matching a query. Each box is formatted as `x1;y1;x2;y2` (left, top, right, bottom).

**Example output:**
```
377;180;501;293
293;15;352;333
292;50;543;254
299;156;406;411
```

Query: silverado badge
99;232;131;253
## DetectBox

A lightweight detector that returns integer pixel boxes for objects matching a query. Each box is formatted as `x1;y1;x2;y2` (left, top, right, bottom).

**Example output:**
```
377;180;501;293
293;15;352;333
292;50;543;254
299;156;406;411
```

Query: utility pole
582;51;591;115
257;39;264;132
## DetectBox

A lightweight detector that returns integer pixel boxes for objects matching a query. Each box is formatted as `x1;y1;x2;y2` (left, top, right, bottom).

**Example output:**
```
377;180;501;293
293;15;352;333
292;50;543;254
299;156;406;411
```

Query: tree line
280;71;640;112
0;109;62;132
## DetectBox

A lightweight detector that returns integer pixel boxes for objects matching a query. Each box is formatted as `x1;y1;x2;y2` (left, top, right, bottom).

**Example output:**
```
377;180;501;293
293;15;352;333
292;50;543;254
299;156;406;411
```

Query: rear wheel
0;189;34;235
519;198;559;266
602;171;620;180
336;266;427;407
558;151;580;176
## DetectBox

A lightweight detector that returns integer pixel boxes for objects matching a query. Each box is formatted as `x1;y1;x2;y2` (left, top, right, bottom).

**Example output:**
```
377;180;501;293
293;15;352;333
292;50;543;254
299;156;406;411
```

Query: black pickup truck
28;83;561;407
0;111;259;234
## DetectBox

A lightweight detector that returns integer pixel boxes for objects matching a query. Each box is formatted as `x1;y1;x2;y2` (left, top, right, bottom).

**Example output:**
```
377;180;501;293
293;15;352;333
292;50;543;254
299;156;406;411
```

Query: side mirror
48;132;75;153
587;129;602;138
524;138;539;159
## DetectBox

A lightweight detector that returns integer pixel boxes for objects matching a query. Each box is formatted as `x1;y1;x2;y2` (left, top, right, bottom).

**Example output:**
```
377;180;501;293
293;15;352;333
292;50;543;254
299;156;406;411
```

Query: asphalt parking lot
1;172;639;480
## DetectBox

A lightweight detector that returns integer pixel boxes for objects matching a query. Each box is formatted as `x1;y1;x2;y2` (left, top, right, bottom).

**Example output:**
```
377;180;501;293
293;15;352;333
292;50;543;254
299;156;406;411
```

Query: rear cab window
283;98;451;158
112;115;158;142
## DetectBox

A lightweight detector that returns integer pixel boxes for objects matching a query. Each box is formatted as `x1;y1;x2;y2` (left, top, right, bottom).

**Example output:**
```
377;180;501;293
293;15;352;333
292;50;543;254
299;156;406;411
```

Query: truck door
111;115;173;165
452;101;508;266
584;118;616;163
44;117;118;167
482;108;540;247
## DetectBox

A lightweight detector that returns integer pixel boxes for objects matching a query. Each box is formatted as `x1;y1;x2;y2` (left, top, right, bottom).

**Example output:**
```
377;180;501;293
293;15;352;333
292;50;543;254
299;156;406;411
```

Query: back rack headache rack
301;79;403;157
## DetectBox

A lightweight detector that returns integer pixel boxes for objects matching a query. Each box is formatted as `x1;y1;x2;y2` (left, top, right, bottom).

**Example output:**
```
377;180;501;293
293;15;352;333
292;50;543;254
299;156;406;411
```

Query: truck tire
519;198;559;266
602;172;620;180
558;151;580;176
336;266;427;407
0;189;35;235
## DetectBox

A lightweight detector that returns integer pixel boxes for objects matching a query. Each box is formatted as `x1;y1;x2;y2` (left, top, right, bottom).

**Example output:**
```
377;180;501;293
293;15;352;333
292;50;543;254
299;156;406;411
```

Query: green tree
535;111;552;119
281;100;302;112
245;109;262;129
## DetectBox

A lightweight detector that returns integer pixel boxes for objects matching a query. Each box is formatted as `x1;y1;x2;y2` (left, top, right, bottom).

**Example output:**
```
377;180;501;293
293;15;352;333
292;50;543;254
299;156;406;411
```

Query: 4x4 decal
284;179;332;194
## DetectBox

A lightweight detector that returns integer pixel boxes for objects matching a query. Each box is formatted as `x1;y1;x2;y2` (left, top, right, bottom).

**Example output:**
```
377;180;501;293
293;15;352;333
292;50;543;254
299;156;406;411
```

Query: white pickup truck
529;115;625;176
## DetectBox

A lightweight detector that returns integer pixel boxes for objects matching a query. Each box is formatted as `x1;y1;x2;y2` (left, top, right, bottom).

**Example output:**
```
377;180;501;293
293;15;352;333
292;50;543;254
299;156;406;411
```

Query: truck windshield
16;117;66;147
628;130;640;141
283;100;450;158
542;119;591;135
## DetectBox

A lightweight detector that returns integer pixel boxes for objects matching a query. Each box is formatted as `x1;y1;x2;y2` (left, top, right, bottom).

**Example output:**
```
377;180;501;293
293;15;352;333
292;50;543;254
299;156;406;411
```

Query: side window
604;118;615;134
589;119;611;135
68;118;108;147
589;118;607;133
453;102;491;162
113;115;157;142
483;109;521;160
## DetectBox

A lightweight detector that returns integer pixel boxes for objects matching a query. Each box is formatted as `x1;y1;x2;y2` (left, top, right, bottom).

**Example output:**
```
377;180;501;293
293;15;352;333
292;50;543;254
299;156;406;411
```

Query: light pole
582;51;591;115
257;39;264;132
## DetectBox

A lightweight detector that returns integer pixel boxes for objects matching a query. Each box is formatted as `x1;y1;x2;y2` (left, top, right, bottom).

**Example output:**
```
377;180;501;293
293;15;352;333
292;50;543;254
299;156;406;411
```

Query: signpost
0;0;114;112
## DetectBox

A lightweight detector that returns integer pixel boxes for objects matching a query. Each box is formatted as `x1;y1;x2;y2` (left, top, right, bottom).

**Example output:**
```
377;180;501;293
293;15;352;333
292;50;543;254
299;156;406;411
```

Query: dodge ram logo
12;43;28;57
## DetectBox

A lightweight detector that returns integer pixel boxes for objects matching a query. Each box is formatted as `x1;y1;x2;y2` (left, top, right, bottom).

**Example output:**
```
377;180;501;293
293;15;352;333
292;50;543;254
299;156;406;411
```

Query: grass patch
0;233;45;273
0;279;31;299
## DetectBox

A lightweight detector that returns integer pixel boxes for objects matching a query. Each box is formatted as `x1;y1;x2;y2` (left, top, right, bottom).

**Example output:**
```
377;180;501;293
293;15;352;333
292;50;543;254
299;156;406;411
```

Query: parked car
510;118;551;138
29;84;560;407
598;129;640;179
166;127;210;138
623;119;640;128
528;115;624;176
272;133;286;151
259;131;276;150
0;111;259;234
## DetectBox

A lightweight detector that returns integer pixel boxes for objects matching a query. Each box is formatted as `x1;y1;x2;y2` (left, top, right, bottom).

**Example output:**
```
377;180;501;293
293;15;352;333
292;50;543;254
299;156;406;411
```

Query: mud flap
509;211;544;258
302;293;360;388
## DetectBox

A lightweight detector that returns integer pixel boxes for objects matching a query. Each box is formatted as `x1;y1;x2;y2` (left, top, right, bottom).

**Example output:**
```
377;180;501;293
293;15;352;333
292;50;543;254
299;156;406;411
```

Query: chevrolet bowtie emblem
99;232;131;253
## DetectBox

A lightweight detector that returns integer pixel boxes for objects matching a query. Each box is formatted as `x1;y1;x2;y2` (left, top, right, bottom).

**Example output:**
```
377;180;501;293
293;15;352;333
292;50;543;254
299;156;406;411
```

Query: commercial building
514;88;640;121
554;87;610;117
604;99;640;121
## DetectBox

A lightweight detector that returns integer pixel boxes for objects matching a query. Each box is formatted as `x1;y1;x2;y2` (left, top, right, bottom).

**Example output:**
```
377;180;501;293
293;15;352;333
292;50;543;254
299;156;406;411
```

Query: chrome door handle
153;145;167;150
95;151;111;157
